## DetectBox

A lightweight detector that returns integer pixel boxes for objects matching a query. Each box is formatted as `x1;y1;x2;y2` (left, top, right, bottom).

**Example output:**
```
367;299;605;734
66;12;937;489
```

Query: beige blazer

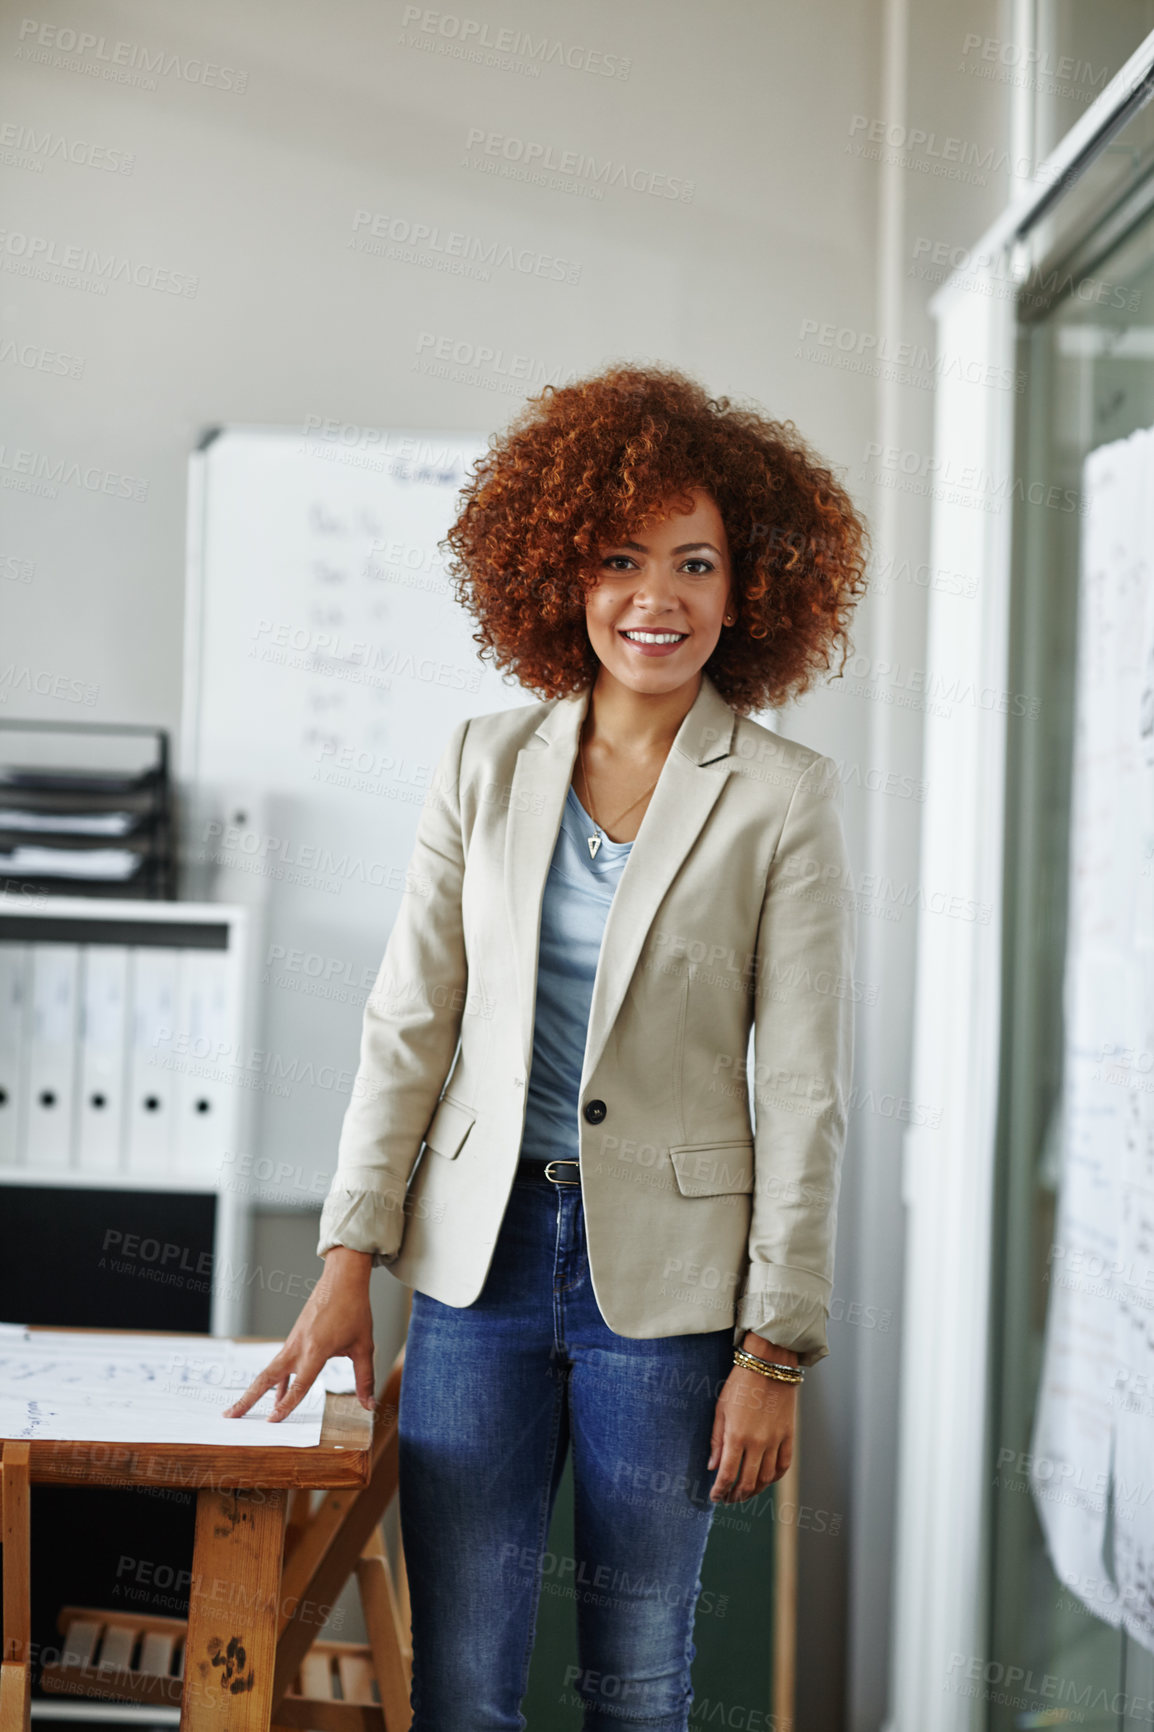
316;670;856;1364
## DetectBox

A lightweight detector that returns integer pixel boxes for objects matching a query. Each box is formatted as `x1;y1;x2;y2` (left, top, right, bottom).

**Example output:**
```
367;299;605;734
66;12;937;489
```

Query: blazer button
583;1099;607;1124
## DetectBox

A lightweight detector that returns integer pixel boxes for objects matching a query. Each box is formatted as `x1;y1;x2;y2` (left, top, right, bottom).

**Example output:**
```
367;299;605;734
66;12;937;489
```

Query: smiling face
584;487;734;697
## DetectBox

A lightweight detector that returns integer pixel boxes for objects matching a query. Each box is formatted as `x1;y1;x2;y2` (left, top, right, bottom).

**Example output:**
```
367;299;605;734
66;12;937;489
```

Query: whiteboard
180;426;531;1207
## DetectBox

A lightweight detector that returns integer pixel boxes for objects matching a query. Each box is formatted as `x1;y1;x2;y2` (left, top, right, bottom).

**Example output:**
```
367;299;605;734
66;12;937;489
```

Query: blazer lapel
503;688;587;1075
502;670;737;1083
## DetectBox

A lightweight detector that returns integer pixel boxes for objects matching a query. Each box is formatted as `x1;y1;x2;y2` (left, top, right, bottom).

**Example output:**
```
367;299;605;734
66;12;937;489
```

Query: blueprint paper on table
0;1325;359;1446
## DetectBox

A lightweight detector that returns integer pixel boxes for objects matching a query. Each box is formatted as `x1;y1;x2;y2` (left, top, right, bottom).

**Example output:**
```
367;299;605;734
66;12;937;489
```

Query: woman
226;362;868;1730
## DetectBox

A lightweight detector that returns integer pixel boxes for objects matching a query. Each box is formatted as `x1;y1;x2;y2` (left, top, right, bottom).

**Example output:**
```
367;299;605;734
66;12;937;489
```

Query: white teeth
623;630;686;644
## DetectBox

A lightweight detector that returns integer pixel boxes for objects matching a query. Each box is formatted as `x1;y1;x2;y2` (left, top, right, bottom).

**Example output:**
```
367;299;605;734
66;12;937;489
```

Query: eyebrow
613;539;722;556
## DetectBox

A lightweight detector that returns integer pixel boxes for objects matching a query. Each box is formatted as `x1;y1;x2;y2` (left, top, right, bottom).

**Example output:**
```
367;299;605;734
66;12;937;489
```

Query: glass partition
988;87;1154;1732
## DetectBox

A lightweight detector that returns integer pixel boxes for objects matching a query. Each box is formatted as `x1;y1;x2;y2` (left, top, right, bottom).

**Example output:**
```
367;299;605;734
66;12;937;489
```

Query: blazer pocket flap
668;1140;755;1197
422;1094;477;1160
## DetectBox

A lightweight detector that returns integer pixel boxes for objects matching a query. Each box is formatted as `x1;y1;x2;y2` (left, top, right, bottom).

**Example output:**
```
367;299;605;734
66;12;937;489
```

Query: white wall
3;0;880;730
0;1;1022;1723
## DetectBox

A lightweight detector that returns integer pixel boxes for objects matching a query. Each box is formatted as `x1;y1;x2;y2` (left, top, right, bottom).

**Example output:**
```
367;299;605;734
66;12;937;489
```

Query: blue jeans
397;1166;735;1731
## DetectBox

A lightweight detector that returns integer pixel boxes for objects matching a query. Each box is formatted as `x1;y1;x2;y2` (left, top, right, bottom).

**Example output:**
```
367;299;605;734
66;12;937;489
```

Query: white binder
172;948;232;1177
76;945;130;1173
125;946;179;1174
0;944;29;1165
23;944;80;1169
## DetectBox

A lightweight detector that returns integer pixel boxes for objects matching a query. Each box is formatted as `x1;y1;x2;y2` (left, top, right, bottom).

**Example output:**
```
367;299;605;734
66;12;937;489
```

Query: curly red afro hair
442;361;870;714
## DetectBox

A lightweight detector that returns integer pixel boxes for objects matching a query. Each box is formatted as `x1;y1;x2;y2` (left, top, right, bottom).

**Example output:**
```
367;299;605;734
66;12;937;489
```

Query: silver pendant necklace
577;733;659;860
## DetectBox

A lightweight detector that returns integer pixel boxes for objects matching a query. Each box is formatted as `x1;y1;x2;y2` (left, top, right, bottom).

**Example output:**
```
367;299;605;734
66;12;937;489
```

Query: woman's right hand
222;1245;377;1422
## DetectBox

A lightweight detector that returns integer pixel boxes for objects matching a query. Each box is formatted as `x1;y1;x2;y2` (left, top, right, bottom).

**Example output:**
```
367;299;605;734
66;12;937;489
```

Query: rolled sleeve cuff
316;1181;407;1270
734;1263;832;1367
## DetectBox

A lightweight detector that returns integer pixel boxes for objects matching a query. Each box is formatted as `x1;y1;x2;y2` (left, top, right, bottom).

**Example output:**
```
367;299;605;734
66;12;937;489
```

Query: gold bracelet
734;1346;802;1376
733;1347;804;1385
734;1350;803;1385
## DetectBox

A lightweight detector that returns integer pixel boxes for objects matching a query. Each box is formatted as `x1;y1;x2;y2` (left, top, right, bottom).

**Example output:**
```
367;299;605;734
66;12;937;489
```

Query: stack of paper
0;846;141;880
0;810;140;837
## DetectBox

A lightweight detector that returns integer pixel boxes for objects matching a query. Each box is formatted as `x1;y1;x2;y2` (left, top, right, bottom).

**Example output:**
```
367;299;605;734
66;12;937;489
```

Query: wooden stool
276;1639;382;1729
41;1609;188;1707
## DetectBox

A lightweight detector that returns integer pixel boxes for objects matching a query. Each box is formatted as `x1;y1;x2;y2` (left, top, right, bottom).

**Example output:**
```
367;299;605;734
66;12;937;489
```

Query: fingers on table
351;1344;376;1408
268;1358;323;1421
221;1354;289;1419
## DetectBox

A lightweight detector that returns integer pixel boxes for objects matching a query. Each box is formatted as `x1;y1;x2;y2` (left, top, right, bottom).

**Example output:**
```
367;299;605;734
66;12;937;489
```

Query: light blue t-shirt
518;783;633;1164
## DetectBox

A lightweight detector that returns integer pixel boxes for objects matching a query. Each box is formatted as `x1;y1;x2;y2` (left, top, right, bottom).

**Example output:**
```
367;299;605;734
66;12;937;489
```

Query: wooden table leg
1;1443;31;1732
181;1487;288;1732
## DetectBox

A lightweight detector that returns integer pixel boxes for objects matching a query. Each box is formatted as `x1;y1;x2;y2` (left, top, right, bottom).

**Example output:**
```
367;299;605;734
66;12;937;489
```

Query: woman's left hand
707;1333;798;1503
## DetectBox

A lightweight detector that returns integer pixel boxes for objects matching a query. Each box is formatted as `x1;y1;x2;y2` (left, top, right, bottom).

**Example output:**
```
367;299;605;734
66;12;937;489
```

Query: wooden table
1;1327;374;1732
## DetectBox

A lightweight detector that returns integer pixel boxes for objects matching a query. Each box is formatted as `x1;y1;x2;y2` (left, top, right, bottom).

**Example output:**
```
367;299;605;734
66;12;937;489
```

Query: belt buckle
543;1159;580;1186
